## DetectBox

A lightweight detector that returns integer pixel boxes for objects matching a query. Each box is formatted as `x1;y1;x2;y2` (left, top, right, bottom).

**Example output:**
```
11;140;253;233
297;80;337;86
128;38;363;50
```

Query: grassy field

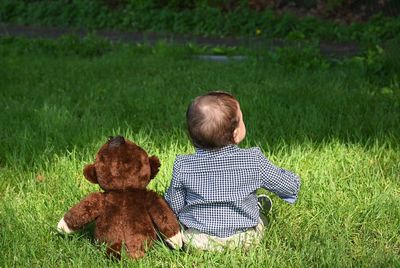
0;37;399;267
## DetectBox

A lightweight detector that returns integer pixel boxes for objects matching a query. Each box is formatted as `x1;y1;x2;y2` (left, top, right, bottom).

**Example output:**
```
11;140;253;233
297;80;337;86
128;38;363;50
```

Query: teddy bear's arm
57;192;105;233
147;193;182;249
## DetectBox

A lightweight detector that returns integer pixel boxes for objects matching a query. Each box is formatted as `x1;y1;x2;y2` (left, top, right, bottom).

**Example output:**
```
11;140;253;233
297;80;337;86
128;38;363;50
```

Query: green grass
0;37;399;267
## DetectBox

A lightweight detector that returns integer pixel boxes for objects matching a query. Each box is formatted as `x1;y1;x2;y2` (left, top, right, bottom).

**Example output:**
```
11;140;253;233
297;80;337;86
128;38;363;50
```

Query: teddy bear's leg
106;242;123;260
124;235;152;259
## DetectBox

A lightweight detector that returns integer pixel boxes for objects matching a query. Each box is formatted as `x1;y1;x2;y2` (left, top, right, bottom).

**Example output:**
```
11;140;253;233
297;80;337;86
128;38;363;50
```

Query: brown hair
186;91;239;149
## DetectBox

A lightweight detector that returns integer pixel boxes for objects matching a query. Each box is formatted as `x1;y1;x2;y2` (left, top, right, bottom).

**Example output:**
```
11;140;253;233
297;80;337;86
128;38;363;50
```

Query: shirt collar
195;144;240;158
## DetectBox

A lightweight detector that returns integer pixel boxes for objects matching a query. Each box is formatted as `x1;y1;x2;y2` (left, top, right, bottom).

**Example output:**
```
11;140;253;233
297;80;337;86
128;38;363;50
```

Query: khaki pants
182;219;265;251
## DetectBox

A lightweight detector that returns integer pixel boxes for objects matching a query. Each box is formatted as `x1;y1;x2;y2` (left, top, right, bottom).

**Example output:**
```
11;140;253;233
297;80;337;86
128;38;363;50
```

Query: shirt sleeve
256;148;301;204
164;157;186;214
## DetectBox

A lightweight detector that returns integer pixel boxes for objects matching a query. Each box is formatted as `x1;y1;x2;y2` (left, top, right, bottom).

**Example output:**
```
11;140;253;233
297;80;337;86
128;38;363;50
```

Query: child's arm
256;149;301;204
164;157;186;214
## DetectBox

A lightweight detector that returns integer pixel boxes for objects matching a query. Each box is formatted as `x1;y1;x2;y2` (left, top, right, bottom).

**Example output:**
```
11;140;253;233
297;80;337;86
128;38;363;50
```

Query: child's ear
149;156;161;180
83;164;98;184
233;128;239;144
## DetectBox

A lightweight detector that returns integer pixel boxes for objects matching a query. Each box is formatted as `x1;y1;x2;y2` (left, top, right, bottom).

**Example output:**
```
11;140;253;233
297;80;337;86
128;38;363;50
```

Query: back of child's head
186;91;239;149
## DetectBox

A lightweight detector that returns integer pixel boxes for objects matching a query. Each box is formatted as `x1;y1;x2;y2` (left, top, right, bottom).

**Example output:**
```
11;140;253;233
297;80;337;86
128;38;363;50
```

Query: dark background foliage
1;0;399;44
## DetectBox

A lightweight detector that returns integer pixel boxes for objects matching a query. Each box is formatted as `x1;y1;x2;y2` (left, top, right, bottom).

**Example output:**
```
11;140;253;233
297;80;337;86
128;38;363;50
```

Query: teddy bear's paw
57;217;74;234
165;231;183;249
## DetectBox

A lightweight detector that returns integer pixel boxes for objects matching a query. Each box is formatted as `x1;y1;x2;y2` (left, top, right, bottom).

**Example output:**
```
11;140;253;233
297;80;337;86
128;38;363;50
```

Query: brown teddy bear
57;136;182;259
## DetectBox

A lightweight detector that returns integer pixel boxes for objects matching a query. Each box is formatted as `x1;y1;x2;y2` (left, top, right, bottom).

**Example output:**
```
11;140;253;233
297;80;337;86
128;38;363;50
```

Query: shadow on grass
0;40;399;170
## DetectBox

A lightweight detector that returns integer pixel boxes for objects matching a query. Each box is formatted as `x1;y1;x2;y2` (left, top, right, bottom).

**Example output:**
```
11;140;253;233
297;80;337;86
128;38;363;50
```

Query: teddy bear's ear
149;156;161;180
83;164;98;184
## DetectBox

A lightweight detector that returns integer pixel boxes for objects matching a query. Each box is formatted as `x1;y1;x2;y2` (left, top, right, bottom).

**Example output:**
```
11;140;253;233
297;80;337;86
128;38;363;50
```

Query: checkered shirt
165;144;300;238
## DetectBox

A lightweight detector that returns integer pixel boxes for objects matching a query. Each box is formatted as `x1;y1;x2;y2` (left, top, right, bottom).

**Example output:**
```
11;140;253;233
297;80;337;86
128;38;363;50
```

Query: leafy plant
0;34;114;58
1;0;399;45
267;41;330;70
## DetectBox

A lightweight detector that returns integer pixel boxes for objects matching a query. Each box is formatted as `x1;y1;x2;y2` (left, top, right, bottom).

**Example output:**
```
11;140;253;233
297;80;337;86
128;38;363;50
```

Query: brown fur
61;136;180;259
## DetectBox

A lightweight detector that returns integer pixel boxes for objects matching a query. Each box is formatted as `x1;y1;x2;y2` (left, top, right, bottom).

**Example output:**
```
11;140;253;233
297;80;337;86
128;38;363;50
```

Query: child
165;91;300;251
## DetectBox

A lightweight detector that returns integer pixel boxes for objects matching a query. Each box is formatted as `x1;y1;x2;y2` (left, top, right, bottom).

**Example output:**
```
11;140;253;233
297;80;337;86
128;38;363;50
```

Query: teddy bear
57;136;182;259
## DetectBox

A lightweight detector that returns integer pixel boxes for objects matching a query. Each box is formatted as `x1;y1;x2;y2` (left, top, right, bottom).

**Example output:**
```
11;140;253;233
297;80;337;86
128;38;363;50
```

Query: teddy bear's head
82;136;160;191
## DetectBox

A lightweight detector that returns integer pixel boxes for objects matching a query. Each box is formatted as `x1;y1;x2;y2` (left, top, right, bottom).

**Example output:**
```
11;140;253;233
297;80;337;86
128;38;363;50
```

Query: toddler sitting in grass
165;91;301;251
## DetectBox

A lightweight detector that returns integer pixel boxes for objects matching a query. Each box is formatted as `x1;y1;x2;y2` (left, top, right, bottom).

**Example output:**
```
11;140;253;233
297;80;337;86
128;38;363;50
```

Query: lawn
0;37;399;267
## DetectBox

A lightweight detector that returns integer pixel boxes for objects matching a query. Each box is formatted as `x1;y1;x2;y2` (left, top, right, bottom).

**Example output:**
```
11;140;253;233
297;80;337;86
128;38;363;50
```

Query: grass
0;37;399;267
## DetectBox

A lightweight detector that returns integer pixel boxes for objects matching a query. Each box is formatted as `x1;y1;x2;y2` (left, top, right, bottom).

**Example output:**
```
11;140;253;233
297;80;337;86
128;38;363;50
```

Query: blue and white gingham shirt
165;144;300;238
